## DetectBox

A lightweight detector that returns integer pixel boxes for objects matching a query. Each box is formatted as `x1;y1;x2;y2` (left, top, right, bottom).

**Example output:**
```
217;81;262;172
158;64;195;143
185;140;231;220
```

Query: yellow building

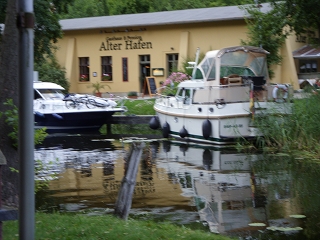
55;3;318;95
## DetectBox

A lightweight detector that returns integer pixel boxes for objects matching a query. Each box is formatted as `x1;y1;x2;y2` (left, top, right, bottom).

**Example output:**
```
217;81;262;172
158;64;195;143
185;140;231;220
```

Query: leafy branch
1;99;47;149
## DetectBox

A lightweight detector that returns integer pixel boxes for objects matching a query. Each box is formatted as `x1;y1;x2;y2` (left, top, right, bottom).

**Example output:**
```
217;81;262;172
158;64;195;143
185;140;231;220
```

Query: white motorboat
150;46;292;144
34;81;125;133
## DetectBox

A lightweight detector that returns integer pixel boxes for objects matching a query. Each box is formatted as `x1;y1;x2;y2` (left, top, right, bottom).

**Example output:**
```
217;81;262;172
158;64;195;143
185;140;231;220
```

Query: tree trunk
0;0;19;207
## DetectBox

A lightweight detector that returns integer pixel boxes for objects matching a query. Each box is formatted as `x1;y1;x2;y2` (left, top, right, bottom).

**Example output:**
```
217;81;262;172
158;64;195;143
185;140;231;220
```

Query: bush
161;72;191;96
34;57;70;93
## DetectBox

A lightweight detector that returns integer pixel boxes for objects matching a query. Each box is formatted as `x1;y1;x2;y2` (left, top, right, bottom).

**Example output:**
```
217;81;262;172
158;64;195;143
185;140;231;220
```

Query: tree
109;0;150;15
270;0;320;45
240;2;291;78
209;0;254;7
34;57;70;92
33;0;63;63
0;0;20;207
0;0;68;207
59;0;108;19
58;0;257;19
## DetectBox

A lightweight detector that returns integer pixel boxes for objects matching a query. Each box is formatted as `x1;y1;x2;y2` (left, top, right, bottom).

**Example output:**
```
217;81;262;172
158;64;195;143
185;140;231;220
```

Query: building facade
54;4;318;95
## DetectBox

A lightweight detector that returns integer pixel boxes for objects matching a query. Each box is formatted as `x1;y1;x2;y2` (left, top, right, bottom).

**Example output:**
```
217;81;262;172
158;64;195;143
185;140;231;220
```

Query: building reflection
35;137;303;236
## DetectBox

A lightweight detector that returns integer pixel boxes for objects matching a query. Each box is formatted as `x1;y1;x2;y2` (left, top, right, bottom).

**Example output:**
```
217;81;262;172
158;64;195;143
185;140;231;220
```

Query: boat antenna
192;48;200;79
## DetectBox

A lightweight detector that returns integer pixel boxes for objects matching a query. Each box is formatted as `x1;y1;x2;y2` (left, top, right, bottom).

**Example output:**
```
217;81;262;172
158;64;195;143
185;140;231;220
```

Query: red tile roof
293;45;320;59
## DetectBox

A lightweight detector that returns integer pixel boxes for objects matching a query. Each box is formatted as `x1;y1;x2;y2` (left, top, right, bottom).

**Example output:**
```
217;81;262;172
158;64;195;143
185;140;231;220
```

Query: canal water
35;134;320;239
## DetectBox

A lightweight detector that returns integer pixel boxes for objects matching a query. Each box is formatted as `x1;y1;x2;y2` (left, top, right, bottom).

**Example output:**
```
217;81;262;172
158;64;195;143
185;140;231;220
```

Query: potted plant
127;91;138;99
89;82;110;97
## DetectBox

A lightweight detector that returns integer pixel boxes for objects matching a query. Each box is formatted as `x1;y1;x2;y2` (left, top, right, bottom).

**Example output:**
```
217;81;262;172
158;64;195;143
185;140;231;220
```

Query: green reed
254;92;320;156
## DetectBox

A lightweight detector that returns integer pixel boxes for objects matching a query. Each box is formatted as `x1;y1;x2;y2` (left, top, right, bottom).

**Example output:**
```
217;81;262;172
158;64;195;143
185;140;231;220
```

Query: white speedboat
34;81;125;133
150;46;292;144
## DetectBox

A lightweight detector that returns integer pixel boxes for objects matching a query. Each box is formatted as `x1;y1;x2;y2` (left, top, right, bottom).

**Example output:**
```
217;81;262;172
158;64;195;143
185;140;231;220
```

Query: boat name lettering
224;161;244;166
223;124;243;128
100;35;152;51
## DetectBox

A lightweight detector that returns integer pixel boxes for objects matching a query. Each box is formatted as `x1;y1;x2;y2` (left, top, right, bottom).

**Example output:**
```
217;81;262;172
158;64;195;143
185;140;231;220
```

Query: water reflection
35;135;320;239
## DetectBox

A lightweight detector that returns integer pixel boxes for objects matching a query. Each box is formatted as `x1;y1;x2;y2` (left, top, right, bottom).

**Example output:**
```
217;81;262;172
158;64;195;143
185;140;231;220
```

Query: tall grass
254;92;320;156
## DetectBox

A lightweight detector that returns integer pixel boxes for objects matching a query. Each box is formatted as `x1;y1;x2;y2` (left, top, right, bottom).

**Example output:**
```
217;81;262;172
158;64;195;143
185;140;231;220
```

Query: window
299;59;317;73
122;58;128;82
101;56;113;81
79;57;90;82
139;55;150;77
167;54;179;76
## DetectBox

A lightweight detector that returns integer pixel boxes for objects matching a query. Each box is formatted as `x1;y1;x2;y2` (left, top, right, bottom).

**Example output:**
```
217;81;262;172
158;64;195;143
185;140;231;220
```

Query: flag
249;86;254;120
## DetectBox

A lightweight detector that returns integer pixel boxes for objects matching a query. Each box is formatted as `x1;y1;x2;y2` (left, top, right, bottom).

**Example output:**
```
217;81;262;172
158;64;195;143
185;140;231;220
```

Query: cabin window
201;57;215;80
167;54;179;76
101;56;113;81
184;89;192;104
299;59;318;73
177;88;192;104
79;57;90;82
34;90;41;99
220;66;255;77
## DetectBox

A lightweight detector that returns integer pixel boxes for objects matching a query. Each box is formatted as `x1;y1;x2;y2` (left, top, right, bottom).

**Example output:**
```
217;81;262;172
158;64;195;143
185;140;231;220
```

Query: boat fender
203;149;213;170
149;116;160;130
34;111;45;118
202;119;212;139
179;126;188;138
52;113;63;120
162;122;170;138
162;140;171;153
179;144;189;153
272;84;289;102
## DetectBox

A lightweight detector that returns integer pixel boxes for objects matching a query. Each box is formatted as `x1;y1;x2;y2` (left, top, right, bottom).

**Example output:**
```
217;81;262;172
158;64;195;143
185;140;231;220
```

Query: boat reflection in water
35;136;306;238
157;141;266;234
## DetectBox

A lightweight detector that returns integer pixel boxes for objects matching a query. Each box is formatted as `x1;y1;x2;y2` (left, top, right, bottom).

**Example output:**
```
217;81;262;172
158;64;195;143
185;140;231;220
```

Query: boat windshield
196;49;268;80
220;51;268;77
35;89;65;100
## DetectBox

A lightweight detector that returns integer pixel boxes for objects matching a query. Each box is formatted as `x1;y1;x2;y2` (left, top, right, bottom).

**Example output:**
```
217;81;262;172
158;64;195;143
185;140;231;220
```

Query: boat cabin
175;46;270;105
34;81;65;100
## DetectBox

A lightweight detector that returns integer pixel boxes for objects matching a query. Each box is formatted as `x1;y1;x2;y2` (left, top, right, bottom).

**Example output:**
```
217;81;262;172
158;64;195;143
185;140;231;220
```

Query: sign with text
99;35;153;51
143;77;157;96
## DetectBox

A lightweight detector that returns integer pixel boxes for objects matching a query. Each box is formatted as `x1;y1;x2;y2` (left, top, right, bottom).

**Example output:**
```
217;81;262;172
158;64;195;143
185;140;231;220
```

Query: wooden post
114;142;145;220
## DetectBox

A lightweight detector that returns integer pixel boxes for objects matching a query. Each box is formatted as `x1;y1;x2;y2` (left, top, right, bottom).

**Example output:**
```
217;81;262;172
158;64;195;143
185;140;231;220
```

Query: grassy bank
117;98;156;116
3;212;234;240
104;98;158;135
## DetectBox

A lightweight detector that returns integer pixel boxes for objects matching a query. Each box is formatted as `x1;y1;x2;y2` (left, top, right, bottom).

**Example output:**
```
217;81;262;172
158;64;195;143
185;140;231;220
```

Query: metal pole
18;0;35;239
